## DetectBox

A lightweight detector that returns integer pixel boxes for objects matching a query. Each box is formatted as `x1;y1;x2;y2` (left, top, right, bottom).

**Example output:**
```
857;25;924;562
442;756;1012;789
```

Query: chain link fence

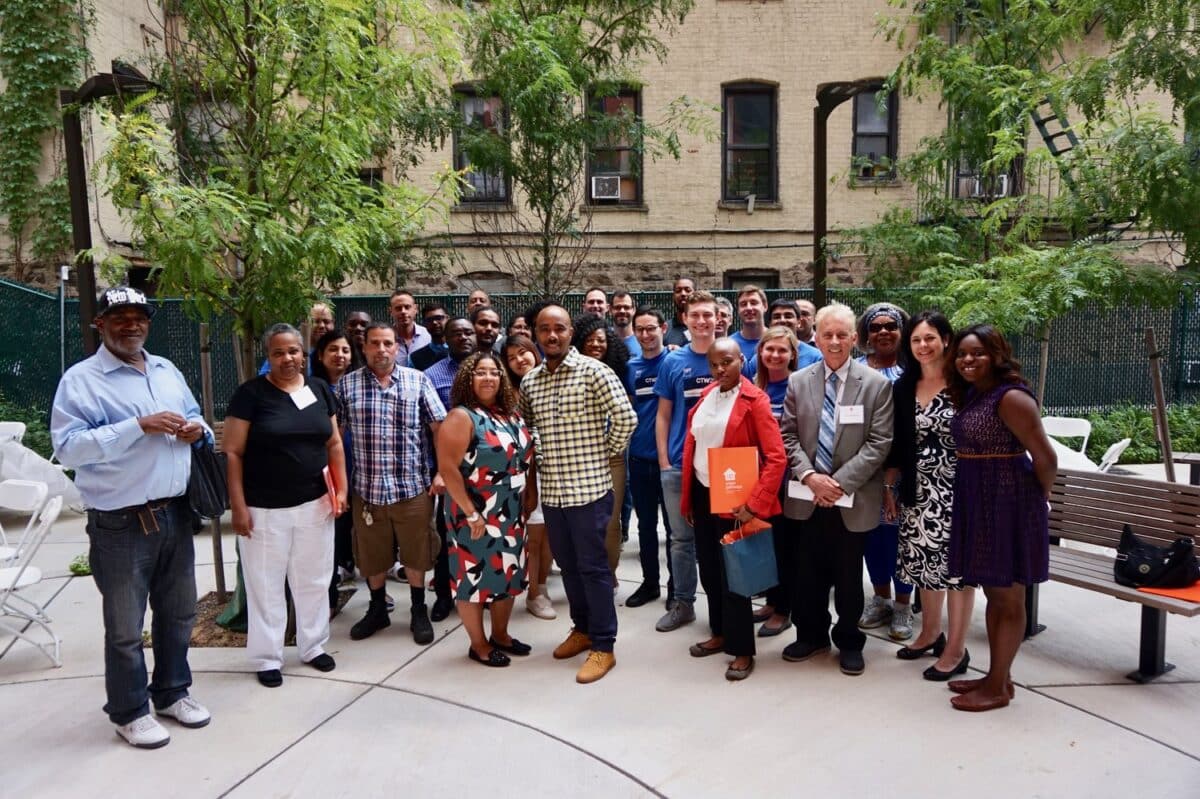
3;280;1197;424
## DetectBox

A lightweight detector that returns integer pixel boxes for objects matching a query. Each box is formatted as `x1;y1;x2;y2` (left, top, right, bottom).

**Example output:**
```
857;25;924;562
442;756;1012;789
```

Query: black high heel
896;632;946;661
923;649;970;681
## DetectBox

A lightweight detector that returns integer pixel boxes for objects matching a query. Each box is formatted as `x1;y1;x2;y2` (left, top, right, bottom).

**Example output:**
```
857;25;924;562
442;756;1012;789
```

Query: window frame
721;82;778;204
586;87;644;207
851;85;899;181
452;84;511;206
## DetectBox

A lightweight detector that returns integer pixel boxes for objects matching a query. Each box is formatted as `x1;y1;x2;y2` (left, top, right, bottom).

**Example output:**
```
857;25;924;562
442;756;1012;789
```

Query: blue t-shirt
745;340;823;380
623;333;642;358
766;377;788;420
729;331;759;361
855;355;904;384
654;345;714;468
626;349;668;461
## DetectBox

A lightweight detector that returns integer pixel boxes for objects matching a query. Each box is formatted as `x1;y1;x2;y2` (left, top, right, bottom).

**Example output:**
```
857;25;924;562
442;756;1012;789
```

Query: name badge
838;404;864;424
291;385;318;410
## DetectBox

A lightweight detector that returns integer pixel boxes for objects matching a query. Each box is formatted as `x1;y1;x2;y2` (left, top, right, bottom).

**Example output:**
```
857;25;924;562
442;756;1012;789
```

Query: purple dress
948;383;1049;586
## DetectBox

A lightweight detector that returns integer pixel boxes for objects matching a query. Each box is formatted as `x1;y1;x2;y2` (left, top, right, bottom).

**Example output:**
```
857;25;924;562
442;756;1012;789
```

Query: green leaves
97;0;463;376
0;0;88;279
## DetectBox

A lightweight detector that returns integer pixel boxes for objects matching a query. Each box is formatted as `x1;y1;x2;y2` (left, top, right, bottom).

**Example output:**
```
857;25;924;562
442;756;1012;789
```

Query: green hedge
0;392;53;459
1084;404;1200;465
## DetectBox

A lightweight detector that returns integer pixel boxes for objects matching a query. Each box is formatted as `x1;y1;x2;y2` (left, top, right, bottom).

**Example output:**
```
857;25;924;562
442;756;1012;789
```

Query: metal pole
59;265;68;374
60;91;99;355
813;104;829;309
1146;327;1176;483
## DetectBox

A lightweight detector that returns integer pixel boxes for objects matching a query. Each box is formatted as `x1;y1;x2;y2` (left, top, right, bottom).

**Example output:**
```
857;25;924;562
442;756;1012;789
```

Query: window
587;89;642;205
453;88;508;204
723;270;780;290
852;87;898;179
722;83;777;203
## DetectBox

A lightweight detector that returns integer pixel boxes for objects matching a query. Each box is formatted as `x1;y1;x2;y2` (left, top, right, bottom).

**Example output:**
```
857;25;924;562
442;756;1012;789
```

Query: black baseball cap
97;285;156;318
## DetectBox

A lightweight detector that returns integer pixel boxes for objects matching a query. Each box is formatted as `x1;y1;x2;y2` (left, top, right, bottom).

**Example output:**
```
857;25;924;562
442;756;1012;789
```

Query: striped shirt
519;347;637;508
335;363;446;505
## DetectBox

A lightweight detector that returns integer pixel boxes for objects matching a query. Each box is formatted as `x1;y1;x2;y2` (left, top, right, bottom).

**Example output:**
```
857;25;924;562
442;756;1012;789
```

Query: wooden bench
1030;468;1200;682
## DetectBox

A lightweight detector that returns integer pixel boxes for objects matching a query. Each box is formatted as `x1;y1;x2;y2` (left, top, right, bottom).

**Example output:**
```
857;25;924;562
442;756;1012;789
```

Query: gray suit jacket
779;358;894;531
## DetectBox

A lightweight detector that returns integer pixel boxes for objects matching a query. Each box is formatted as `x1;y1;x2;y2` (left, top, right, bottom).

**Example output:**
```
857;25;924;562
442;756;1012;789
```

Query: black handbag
187;441;229;519
1113;524;1200;588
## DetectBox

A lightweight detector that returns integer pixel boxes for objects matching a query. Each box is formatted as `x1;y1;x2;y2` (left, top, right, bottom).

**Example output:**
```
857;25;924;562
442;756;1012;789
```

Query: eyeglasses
868;321;900;333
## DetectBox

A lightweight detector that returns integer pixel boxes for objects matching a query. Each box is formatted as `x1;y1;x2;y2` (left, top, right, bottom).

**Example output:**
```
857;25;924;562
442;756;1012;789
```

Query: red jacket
681;376;787;520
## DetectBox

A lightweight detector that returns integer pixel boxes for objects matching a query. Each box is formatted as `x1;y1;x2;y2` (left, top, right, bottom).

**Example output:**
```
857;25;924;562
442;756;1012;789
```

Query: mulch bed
142;588;358;649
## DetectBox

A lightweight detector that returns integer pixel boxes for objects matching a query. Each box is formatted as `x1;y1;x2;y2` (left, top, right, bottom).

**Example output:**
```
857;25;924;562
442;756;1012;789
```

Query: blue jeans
87;497;197;725
544;492;617;652
659;467;697;604
865;521;913;597
629;456;674;586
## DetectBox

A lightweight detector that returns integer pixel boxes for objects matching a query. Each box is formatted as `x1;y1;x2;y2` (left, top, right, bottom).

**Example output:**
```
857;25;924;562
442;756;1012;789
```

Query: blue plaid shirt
335;363;446;505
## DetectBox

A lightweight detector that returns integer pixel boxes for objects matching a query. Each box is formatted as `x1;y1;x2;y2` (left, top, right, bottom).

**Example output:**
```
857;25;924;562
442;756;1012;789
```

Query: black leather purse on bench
1113;524;1200;588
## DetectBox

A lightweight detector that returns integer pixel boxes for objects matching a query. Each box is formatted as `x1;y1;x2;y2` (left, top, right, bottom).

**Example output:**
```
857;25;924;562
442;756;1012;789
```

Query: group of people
50;279;1056;750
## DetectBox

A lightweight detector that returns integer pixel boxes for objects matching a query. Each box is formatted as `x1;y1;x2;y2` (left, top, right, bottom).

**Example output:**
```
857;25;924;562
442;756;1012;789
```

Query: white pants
242;497;334;670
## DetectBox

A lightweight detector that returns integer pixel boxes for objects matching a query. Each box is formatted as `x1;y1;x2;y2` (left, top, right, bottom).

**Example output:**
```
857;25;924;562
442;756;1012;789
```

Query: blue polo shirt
653;345;714;468
625;349;668;461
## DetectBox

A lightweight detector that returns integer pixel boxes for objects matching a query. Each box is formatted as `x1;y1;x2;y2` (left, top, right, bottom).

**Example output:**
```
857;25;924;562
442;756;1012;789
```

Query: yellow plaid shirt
519;347;636;508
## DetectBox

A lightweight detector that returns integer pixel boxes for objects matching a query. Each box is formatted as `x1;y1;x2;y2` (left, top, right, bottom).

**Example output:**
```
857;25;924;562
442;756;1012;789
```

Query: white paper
290;385;318;410
788;479;854;508
838;404;864;424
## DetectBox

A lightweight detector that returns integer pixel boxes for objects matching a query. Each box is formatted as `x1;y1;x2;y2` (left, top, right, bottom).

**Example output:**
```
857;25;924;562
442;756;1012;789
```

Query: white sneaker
156;696;211;728
116;714;171;749
526;593;556;620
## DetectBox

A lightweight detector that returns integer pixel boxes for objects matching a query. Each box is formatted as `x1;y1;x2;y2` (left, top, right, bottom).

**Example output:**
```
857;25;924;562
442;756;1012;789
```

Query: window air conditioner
970;174;1010;198
591;175;621;200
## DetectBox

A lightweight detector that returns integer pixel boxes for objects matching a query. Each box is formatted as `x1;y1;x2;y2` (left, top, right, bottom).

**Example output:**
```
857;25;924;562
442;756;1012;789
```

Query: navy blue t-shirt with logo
626;349;669;461
654;345;714;468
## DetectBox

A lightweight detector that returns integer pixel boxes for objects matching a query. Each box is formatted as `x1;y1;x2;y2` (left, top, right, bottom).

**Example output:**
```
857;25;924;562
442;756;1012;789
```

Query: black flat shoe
256;669;282;687
468;647;511;667
430;596;454;622
923;650;970;681
489;636;532;656
896;632;946;660
689;641;724;657
304;653;336;672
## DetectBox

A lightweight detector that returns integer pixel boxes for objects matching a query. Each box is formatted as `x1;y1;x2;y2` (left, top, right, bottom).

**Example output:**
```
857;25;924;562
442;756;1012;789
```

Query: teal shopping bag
721;522;778;598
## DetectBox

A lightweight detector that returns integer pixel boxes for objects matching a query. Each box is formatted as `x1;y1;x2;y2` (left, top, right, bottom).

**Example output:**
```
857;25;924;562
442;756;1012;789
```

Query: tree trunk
1036;322;1050;408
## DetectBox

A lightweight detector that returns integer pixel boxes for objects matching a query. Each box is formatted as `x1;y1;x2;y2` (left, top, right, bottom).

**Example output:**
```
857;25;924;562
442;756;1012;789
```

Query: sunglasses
868;321;900;333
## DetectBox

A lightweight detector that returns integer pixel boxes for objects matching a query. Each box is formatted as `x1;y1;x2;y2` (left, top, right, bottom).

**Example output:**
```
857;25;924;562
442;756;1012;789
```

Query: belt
99;495;185;534
956;451;1026;460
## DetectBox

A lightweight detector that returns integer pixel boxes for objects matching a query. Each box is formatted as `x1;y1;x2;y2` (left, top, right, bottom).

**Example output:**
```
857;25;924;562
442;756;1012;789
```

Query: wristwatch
466;512;481;523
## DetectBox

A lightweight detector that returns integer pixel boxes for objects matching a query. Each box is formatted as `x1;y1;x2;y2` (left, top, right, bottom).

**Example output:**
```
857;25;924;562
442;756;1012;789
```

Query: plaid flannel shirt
519;347;636;508
335;363;446;505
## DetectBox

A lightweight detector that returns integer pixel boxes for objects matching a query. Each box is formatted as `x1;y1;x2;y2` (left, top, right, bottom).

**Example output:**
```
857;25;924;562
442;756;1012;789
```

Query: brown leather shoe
552;628;592;660
576;650;616;683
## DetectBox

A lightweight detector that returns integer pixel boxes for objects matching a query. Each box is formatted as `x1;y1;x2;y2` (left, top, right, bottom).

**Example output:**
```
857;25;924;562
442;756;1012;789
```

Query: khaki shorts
352;494;439;576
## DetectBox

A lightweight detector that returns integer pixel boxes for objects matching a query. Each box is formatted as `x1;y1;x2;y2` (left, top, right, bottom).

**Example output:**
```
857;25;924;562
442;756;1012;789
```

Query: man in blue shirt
730;285;767;365
611;291;641;358
653;290;719;632
52;286;213;750
409;302;449;370
624;307;673;608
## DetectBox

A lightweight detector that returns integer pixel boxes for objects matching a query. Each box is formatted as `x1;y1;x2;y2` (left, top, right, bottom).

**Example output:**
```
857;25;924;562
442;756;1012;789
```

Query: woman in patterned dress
944;325;1057;711
884;311;977;679
436;352;535;667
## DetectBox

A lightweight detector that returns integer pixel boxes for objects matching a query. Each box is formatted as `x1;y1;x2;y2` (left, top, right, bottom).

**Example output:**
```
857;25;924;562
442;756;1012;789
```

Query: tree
857;0;1200;282
457;0;708;298
917;243;1179;404
96;0;462;381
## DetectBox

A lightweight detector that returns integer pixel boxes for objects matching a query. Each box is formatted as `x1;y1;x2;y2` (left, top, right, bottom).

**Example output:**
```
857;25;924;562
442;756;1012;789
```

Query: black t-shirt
227;375;337;509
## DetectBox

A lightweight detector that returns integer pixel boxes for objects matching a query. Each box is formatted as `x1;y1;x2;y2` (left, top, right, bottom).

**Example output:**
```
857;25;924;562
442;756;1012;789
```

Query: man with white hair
778;302;893;677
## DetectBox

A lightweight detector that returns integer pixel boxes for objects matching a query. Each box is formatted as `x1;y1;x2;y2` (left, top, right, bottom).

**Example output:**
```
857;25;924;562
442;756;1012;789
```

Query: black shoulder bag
1113;524;1200;589
188;441;229;519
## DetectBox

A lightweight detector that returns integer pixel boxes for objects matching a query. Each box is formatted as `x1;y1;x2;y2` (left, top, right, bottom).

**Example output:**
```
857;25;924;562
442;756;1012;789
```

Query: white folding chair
0;480;49;563
1042;416;1091;454
0;495;63;667
0;422;25;444
1098;438;1132;473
